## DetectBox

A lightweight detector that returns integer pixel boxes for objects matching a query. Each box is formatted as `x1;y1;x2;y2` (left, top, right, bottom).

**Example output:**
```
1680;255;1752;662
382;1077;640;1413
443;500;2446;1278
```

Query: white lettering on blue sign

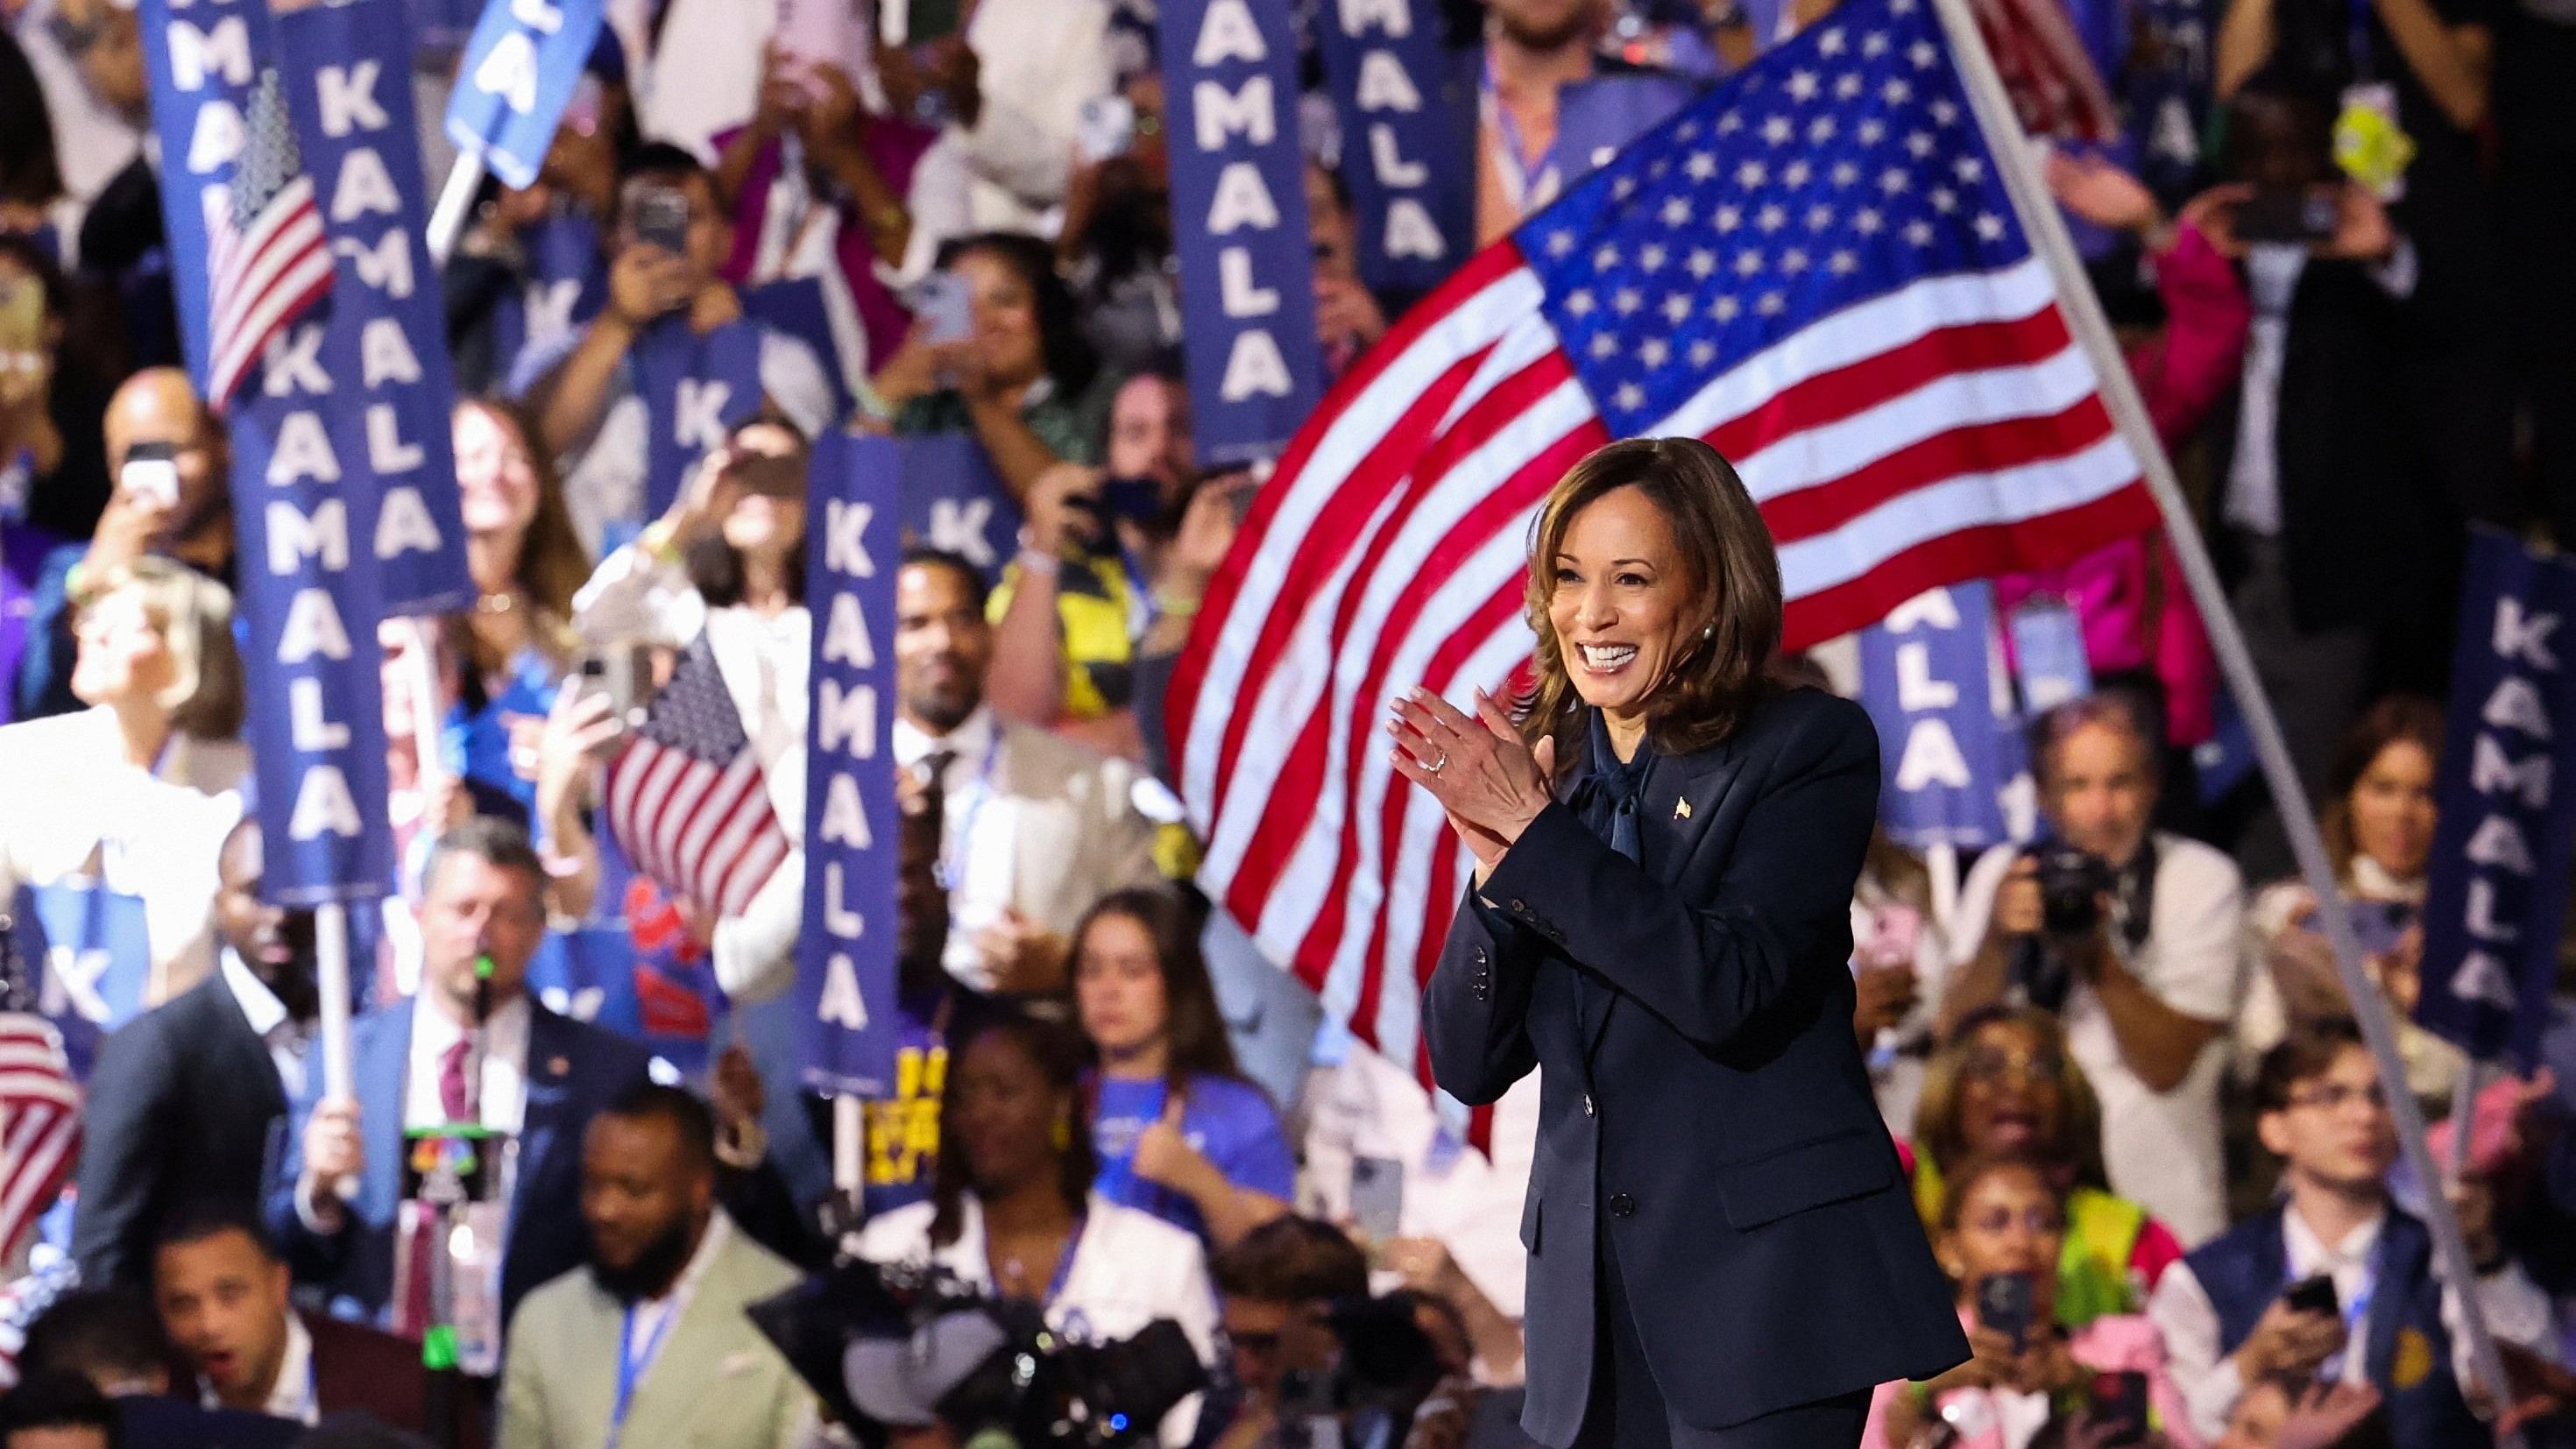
673;378;732;450
2447;590;2565;1013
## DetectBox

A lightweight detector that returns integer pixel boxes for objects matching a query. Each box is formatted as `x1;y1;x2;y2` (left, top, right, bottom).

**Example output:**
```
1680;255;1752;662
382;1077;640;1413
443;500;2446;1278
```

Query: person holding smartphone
1868;1155;2201;1449
2148;1023;2556;1447
2238;698;2459;1113
528;145;835;557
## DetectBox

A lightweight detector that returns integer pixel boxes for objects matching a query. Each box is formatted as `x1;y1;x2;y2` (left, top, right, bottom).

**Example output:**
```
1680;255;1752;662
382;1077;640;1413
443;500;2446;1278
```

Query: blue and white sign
442;0;609;191
2008;595;2094;714
1313;0;1475;302
131;0;269;394
1158;0;1323;468
2417;529;2576;1069
797;430;900;1099
635;315;764;520
277;0;475;616
897;433;1018;581
1856;583;2030;850
9;881;150;1079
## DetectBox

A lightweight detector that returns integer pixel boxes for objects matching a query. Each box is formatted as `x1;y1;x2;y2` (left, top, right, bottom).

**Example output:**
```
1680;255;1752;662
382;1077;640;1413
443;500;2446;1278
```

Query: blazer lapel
360;1005;415;1221
1582;745;1749;1061
201;979;288;1121
514;1009;578;1226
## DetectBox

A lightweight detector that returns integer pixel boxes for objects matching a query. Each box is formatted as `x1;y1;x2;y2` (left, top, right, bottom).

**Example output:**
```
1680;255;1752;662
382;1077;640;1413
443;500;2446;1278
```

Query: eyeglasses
2289;1082;2388;1113
1960;1050;2065;1086
1963;1205;2064;1236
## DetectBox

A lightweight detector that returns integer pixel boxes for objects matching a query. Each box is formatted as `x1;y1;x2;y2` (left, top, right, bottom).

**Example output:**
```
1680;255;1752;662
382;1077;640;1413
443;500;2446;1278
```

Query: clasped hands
1387;686;1558;880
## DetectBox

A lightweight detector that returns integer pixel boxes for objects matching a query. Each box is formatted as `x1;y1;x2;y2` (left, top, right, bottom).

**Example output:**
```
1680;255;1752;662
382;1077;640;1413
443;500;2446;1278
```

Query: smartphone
119;441;180;510
916;272;973;344
773;0;867;88
1078;95;1136;164
577;647;647;731
1350;1155;1405;1242
1101;475;1163;524
1975;1272;2036;1353
728;445;806;499
632;186;692;256
2088;1370;2150;1446
2283;1272;2340;1318
2343;897;2417;958
2233;187;2339;245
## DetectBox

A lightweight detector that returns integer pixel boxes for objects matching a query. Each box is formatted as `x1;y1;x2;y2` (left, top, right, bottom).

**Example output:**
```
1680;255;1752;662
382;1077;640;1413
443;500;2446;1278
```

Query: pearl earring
1702;624;1714;640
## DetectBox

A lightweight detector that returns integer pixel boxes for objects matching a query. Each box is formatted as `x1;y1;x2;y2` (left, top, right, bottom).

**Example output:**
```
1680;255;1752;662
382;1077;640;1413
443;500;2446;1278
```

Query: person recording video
1944;692;2247;1247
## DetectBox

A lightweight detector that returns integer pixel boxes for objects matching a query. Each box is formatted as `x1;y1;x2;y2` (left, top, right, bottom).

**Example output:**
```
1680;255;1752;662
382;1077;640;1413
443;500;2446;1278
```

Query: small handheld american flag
605;635;793;919
205;67;334;411
1172;0;2151;1145
0;1013;78;1276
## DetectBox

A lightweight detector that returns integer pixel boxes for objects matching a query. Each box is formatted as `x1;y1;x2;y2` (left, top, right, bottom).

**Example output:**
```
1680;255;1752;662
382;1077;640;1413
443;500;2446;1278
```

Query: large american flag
0;1015;77;1273
605;635;793;918
1170;0;2154;1136
205;67;334;411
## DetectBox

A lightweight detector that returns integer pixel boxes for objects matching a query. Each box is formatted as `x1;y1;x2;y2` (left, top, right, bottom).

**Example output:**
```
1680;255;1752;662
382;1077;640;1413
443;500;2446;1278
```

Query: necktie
400;1037;478;1339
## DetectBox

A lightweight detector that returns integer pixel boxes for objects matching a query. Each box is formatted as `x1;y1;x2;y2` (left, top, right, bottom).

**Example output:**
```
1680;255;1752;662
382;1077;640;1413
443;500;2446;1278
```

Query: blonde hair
84;557;245;739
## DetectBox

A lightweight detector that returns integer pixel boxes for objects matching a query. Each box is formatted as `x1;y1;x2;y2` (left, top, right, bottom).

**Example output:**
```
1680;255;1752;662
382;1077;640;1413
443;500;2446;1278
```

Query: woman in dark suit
1393;438;1966;1449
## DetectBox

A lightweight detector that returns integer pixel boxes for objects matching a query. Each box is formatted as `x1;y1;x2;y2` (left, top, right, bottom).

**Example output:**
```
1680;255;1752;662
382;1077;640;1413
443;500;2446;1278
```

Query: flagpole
1921;0;2521;1428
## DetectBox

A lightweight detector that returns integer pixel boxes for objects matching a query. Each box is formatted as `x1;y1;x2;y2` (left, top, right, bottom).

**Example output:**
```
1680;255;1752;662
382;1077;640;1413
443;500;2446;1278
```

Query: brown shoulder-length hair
456;397;589;618
1071;887;1243;1096
1914;1004;2105;1188
1520;437;1784;767
2319;695;2442;873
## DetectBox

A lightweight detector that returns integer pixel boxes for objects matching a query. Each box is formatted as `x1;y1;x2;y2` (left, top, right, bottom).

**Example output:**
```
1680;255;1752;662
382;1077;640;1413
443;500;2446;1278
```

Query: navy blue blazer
1426;689;1965;1444
266;995;654;1334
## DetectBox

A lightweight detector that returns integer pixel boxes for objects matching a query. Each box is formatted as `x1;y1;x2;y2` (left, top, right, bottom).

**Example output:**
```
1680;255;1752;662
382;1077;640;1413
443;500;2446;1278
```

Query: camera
2030;844;2113;937
1274;1294;1447;1449
749;1257;1205;1449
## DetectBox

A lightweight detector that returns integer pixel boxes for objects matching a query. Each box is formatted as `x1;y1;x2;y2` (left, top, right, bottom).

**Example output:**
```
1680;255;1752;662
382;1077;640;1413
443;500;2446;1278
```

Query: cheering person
1401;437;1964;1449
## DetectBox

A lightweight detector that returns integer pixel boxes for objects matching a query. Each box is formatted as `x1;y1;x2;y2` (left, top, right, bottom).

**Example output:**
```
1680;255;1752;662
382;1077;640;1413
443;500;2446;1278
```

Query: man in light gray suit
498;1085;810;1449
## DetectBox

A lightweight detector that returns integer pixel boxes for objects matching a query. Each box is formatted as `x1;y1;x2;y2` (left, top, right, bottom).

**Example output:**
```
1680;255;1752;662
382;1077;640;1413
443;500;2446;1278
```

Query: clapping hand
1388;687;1556;878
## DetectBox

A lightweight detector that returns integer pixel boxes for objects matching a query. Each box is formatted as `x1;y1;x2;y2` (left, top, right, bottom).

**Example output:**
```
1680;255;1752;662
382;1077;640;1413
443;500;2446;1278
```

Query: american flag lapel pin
1674;796;1692;820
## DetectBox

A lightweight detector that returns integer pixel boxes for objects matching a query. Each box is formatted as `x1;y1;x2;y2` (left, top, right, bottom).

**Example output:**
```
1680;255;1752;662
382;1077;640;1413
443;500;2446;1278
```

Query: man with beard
892;548;1161;996
1474;0;1699;245
498;1085;810;1449
73;817;314;1288
152;1213;450;1436
16;369;236;719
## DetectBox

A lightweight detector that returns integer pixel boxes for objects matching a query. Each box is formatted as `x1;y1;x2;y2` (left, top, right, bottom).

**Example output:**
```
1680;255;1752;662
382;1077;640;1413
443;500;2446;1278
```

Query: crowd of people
0;0;2572;1446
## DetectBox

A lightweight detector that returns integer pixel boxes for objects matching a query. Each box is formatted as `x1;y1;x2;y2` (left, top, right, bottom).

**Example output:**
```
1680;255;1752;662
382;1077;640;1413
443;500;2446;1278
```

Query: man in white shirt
276;820;658;1349
2147;1023;2555;1446
1945;692;2246;1244
152;1213;434;1429
73;819;311;1289
893;550;1163;994
499;1084;810;1449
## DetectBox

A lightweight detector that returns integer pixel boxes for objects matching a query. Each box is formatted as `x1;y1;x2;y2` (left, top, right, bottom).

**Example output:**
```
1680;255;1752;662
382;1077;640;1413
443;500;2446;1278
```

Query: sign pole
315;901;356;1100
1924;0;2520;1427
2450;1058;2482;1179
426;149;486;268
833;1095;863;1192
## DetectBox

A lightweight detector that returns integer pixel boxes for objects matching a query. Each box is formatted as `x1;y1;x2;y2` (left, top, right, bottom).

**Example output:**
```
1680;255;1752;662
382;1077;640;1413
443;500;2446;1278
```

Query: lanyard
1044;1215;1087;1304
1481;55;1557;213
935;732;1006;893
605;1301;681;1449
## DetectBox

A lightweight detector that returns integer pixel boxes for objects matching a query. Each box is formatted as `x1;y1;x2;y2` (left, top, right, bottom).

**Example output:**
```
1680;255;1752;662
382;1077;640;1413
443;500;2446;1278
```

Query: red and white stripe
1170;243;2151;1142
605;744;792;918
0;1018;78;1270
205;177;334;410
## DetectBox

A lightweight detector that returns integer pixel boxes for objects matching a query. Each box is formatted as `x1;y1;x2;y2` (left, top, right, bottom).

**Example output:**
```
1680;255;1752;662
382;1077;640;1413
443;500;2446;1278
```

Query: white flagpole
426;151;487;268
1922;0;2521;1427
315;901;356;1099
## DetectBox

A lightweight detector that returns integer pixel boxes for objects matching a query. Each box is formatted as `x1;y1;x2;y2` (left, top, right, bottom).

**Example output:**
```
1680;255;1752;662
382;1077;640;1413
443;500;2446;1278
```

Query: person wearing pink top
1868;1155;2205;1449
1992;156;2253;751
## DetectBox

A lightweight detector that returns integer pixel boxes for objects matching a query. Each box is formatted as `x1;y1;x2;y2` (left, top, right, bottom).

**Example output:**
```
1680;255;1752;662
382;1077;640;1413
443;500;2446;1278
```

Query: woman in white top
2239;695;2458;1106
856;1011;1219;1449
567;415;811;1000
0;557;248;998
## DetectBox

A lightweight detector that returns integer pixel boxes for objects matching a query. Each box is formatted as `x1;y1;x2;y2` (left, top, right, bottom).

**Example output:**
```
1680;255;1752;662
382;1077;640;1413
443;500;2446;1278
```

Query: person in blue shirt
1073;887;1296;1248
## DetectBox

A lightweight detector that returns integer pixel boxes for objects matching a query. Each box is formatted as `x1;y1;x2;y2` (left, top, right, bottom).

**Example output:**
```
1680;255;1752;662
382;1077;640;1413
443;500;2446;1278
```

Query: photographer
1944;693;2247;1246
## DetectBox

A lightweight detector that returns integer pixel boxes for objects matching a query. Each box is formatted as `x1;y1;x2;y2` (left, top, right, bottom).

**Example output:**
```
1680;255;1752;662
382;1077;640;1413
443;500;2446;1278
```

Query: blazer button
1608;1193;1637;1219
1511;898;1530;915
1472;946;1489;966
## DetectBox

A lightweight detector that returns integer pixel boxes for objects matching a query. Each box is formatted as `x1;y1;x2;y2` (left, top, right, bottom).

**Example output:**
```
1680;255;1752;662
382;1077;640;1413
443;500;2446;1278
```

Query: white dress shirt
203;1311;316;1425
219;949;312;1103
404;994;533;1134
894;706;1019;992
2148;1200;2558;1442
617;1212;731;1375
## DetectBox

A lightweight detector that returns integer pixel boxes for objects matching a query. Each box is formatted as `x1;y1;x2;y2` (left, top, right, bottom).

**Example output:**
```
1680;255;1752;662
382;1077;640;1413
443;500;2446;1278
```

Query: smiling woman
1397;437;1964;1449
